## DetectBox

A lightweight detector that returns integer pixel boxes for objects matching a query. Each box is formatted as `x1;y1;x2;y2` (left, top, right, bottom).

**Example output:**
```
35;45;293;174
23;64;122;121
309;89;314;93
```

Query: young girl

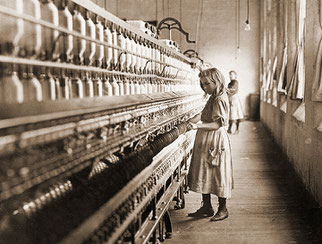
227;70;244;134
187;67;233;221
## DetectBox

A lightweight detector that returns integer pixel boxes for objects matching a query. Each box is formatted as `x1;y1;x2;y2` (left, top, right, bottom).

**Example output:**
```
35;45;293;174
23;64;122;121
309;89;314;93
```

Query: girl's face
229;72;237;80
200;76;217;95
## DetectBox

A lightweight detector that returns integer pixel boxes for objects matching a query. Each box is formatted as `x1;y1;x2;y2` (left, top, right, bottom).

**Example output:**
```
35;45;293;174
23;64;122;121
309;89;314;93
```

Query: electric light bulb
244;20;251;31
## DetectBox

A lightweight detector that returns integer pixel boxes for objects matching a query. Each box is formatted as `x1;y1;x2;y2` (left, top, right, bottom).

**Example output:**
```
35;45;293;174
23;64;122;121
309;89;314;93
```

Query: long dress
228;79;244;121
188;92;234;198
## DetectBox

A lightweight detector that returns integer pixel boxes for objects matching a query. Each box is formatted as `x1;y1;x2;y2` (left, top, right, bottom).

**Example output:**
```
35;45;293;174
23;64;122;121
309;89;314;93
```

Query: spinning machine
0;0;205;243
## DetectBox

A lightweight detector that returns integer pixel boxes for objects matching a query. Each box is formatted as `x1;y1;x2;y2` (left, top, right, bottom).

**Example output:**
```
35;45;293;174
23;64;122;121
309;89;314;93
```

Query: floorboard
165;121;321;244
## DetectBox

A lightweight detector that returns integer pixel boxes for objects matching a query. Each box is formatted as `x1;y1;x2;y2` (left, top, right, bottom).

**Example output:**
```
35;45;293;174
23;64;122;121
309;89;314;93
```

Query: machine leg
180;186;185;209
152;197;157;220
183;174;189;193
158;220;164;242
151;229;157;244
163;211;172;239
174;185;185;209
130;223;135;244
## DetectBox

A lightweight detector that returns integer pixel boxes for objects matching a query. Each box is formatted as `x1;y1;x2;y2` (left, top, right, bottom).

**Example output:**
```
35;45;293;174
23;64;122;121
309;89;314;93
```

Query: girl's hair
229;70;237;76
199;80;206;93
199;67;226;95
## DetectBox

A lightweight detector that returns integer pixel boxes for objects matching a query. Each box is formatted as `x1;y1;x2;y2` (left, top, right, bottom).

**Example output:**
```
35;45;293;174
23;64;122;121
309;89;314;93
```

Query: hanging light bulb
244;19;251;31
244;0;251;31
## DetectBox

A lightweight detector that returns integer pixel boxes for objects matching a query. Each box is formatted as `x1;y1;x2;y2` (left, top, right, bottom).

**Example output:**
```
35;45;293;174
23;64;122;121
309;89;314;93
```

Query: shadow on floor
165;121;322;244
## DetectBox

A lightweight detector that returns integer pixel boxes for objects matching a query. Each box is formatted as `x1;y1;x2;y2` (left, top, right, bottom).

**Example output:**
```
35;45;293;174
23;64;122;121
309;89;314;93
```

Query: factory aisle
166;121;321;244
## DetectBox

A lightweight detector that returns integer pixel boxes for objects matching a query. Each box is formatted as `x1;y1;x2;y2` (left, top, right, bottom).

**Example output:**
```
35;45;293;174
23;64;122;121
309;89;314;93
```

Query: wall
90;0;261;118
260;0;322;205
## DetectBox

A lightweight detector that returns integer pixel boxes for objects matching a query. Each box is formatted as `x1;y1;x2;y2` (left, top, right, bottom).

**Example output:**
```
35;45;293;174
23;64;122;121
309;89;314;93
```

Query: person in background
187;67;233;221
227;70;244;134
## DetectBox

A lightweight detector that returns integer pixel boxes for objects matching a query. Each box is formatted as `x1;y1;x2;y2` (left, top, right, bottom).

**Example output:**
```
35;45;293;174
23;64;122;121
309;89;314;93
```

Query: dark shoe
210;208;229;221
187;206;214;217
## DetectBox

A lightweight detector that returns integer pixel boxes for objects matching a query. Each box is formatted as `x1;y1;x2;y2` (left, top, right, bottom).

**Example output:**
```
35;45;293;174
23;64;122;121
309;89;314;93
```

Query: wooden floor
165;121;321;244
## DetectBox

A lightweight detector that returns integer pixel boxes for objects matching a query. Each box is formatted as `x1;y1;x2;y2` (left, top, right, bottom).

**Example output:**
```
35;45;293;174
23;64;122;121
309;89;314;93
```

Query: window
312;38;322;102
264;59;271;102
271;56;278;106
277;46;287;94
265;56;278;105
280;99;287;113
292;102;305;122
317;119;322;133
288;0;306;100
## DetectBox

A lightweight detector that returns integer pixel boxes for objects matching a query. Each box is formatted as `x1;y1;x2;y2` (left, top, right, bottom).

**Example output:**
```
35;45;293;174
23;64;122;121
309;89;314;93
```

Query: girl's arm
189;94;209;124
227;80;238;95
189;113;201;123
189;121;221;130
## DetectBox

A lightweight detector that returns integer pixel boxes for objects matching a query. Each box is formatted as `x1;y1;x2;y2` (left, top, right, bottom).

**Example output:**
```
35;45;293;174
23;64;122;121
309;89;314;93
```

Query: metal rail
60;131;194;244
0;99;203;203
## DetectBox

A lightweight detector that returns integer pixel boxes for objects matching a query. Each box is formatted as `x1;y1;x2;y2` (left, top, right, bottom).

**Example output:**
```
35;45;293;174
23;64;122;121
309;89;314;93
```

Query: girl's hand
189;122;198;130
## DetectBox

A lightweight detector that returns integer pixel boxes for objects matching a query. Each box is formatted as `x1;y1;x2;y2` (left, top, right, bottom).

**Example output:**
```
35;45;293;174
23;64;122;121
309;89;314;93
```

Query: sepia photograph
0;0;321;243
